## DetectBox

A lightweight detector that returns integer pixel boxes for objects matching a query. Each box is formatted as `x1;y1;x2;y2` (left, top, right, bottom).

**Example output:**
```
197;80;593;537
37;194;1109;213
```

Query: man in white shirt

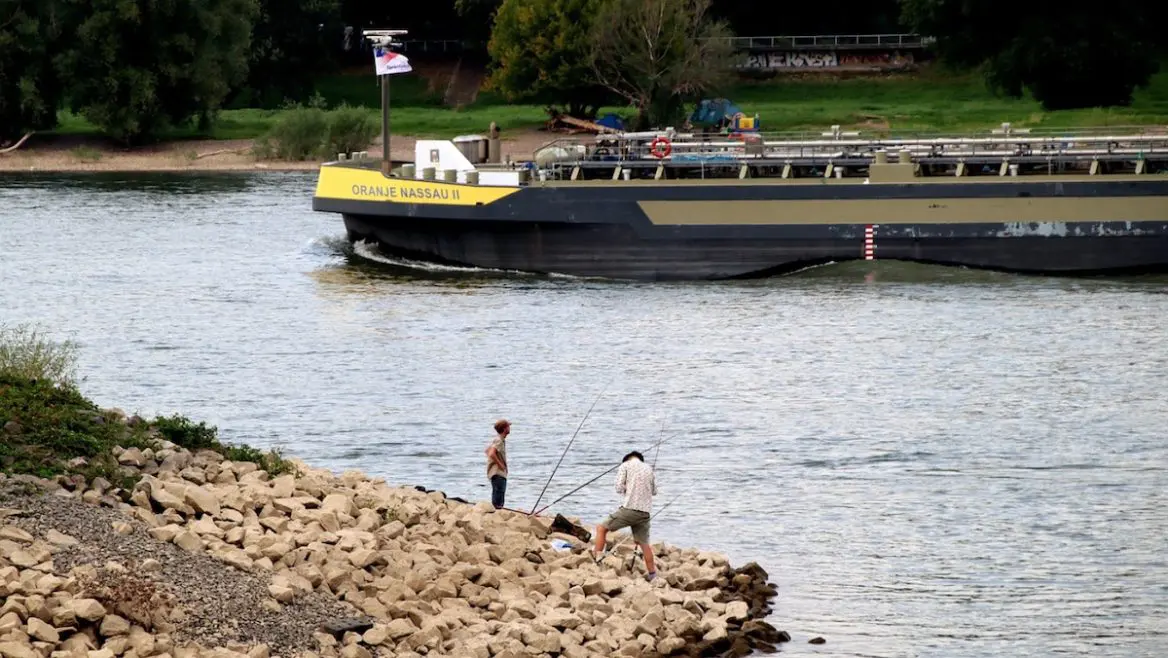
592;450;658;581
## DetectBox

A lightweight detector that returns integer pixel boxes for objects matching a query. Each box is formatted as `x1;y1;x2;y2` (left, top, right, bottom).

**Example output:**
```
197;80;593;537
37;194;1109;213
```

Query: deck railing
532;124;1168;169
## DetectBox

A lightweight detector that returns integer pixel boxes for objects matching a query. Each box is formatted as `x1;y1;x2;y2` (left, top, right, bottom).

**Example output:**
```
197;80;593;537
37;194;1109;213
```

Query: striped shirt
615;458;657;513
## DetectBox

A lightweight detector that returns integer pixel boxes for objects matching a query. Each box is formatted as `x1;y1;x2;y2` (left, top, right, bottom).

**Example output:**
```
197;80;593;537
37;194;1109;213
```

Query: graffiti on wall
740;52;838;69
740;51;915;71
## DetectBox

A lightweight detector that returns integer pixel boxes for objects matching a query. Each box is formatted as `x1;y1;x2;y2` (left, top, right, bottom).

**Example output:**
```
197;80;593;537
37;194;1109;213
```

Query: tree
453;0;502;44
591;0;734;130
239;0;342;108
901;0;1165;110
55;0;258;143
485;0;611;119
0;1;67;143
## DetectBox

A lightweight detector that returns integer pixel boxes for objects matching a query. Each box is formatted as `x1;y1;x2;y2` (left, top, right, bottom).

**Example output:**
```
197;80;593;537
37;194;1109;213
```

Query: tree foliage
485;0;610;118
591;0;734;130
55;0;258;143
239;0;342;108
901;0;1166;110
0;1;67;142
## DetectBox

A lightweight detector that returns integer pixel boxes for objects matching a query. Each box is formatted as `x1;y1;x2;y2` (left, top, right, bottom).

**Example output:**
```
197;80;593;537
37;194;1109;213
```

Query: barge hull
317;176;1168;280
342;213;1168;280
312;163;1168;280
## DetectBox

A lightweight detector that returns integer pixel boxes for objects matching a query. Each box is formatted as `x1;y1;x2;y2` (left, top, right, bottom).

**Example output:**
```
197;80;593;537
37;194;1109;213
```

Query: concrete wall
739;50;917;72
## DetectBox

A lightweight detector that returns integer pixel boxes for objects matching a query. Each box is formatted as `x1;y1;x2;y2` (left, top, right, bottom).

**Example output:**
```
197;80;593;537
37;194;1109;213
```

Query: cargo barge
312;124;1168;281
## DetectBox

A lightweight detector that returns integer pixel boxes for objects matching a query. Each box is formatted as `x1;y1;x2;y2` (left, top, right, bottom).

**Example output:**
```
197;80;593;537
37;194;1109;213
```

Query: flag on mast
373;46;412;76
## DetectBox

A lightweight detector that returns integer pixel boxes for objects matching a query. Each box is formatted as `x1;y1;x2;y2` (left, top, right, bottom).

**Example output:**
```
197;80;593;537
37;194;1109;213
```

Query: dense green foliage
0;1;67;142
901;0;1168;110
237;0;343;108
56;0;258;143
0;376;155;486
0;325;294;483
592;0;734;129
485;0;610;118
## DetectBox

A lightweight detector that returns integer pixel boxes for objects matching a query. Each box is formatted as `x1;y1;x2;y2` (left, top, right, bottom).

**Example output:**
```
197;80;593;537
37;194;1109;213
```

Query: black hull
341;213;1168;281
316;176;1168;281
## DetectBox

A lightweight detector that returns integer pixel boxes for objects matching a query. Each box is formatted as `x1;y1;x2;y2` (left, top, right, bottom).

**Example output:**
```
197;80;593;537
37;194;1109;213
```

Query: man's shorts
600;506;651;544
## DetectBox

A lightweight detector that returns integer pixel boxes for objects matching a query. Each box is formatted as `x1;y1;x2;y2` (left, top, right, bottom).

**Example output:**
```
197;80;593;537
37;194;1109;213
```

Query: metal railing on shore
709;33;934;51
386;34;933;55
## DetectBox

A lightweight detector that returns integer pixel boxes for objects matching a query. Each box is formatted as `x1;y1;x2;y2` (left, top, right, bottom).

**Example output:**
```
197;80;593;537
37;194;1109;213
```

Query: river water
2;172;1166;657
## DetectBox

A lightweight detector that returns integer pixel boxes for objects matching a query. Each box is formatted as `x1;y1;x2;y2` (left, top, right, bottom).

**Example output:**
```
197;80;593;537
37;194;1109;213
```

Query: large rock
70;599;107;622
149;487;186;512
321;494;354;517
26;618;59;643
386;619;419;640
117;448;147;467
724;600;749;622
184;486;221;517
542;609;583;630
0;641;38;658
0;613;21;633
0;527;33;543
100;615;131;637
173;531;203;553
44;531;77;547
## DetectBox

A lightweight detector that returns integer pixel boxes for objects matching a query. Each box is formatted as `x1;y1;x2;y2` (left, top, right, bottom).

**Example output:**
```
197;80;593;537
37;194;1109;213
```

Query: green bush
152;414;218;451
267;106;329;160
0;324;79;387
326;104;378;156
0;375;155;483
263;103;378;161
1;326;296;481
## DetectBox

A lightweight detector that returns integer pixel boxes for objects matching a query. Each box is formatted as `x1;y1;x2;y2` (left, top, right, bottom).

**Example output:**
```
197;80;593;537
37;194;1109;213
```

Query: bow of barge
312;124;1168;281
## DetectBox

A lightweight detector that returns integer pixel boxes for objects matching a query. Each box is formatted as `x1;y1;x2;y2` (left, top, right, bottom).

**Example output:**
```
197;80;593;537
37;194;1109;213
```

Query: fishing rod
652;420;664;469
616;492;685;571
532;431;676;516
529;379;614;515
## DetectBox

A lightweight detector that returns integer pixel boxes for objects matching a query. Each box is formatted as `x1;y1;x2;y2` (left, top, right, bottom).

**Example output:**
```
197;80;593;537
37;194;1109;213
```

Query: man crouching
592;450;658;581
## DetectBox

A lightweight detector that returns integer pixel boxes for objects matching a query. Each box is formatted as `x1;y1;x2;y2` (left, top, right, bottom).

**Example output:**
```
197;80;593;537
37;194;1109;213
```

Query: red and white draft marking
863;224;877;260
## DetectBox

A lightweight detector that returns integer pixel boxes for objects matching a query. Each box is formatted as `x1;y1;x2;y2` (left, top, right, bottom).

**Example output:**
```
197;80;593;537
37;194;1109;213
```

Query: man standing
485;419;510;509
592;450;658;581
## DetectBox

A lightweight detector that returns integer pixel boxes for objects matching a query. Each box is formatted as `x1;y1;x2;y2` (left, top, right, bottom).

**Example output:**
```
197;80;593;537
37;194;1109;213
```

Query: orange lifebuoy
649;136;672;159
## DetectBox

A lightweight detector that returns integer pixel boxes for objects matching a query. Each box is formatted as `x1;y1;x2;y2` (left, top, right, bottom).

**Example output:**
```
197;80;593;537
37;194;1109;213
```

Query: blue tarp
595;113;626;131
690;99;744;127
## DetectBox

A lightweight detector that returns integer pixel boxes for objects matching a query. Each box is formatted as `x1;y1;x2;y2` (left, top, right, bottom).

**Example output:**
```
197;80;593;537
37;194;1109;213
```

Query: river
2;172;1166;657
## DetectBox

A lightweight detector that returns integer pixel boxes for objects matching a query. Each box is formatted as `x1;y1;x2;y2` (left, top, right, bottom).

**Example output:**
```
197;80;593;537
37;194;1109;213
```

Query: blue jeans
490;475;507;509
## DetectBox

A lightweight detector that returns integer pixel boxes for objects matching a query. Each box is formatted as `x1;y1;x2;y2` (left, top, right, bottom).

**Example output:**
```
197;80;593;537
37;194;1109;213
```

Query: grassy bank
46;66;1168;144
0;324;292;487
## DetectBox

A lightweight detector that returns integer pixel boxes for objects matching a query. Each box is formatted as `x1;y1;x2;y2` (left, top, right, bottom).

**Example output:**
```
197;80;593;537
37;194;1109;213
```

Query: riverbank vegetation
0;323;293;486
46;66;1168;144
2;1;1166;150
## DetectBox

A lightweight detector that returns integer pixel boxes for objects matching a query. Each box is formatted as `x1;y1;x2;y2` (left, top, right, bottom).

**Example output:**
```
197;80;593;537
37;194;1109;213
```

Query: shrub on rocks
0;376;293;486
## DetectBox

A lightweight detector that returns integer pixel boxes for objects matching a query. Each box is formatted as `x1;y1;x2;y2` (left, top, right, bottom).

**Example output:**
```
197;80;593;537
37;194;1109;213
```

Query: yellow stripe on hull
638;197;1168;225
314;165;519;207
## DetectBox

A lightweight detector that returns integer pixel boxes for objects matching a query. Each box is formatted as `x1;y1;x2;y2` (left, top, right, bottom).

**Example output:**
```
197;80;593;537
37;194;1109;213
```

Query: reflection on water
2;173;1167;657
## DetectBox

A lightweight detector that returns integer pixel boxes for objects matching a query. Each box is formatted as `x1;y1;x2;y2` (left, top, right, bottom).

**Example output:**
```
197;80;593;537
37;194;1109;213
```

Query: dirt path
0;129;568;173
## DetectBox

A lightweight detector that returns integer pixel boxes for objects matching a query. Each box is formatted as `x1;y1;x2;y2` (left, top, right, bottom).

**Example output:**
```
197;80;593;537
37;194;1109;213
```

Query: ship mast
364;29;408;176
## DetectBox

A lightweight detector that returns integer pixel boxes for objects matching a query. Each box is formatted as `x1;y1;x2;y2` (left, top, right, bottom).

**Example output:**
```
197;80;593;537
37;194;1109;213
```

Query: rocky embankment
0;442;786;658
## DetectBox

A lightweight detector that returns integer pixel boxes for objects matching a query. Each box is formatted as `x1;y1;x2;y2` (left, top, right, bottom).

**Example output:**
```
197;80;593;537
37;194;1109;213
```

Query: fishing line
529;378;615;515
532;432;676;516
